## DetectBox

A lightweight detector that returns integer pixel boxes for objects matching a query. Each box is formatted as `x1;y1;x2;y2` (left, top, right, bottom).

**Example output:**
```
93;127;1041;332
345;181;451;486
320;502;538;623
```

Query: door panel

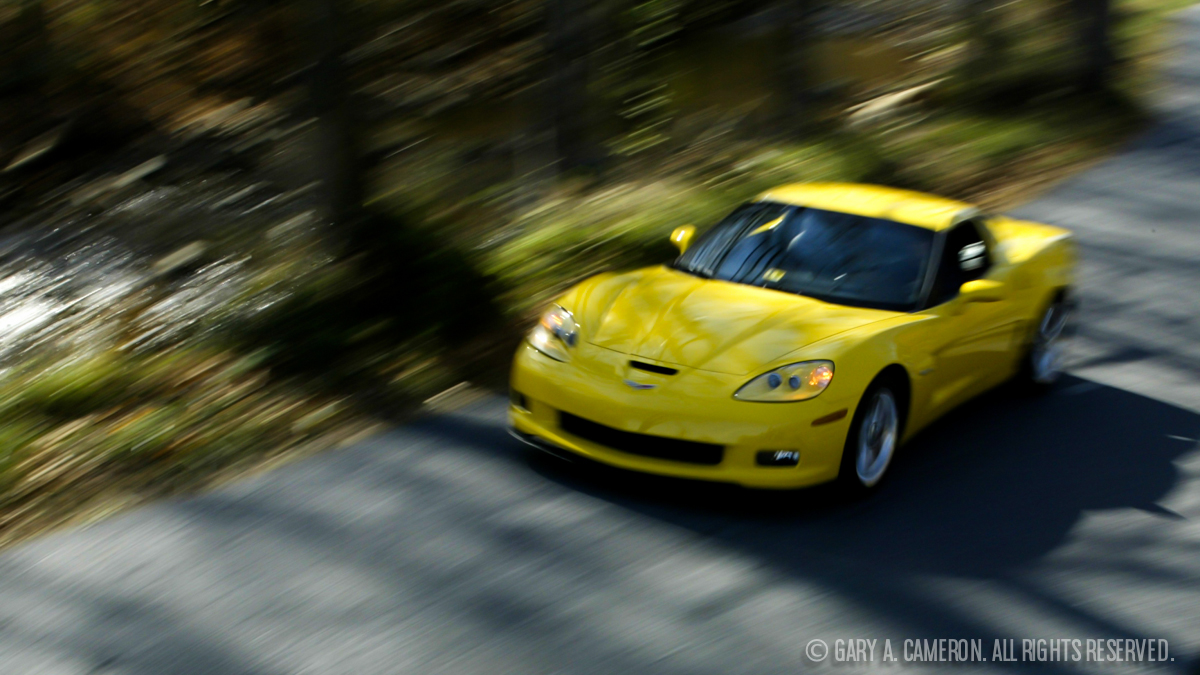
918;220;1022;416
926;291;1016;413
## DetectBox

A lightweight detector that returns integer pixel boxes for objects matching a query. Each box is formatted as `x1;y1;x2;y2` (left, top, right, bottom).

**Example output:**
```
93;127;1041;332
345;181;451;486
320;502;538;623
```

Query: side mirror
959;279;1005;303
670;225;696;254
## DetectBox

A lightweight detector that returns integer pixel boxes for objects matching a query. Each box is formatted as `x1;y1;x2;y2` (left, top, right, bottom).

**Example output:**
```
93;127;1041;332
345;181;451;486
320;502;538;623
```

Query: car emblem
623;379;657;390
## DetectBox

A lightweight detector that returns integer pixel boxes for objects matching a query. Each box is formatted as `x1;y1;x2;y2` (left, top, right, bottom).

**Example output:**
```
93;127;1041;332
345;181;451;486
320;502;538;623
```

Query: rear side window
928;221;992;306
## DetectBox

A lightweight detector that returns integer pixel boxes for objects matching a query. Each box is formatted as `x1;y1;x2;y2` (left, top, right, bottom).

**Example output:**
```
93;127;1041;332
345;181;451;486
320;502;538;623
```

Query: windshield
674;202;935;311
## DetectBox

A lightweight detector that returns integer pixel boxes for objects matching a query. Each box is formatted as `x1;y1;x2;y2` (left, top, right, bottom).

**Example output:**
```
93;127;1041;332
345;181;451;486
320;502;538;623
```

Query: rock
69;156;168;206
266;210;316;241
153;241;209;277
3;124;69;173
111;156;167;190
846;79;943;128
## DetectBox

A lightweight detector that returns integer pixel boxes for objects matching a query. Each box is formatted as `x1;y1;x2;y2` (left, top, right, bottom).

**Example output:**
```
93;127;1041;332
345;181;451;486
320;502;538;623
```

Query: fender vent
629;361;678;376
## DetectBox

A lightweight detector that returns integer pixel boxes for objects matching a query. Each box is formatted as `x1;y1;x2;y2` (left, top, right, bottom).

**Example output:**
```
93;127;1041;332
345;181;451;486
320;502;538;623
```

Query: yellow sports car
509;183;1075;492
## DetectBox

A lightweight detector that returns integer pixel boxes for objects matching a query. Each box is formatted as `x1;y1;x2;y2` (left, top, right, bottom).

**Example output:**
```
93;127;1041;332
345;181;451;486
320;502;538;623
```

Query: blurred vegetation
0;348;369;546
0;0;1194;541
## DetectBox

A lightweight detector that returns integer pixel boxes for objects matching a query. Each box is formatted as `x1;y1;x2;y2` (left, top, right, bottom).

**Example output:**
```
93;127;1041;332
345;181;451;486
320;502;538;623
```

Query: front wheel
838;383;900;495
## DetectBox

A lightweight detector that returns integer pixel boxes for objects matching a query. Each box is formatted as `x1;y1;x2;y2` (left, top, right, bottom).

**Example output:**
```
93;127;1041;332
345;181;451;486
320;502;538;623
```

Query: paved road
4;12;1200;675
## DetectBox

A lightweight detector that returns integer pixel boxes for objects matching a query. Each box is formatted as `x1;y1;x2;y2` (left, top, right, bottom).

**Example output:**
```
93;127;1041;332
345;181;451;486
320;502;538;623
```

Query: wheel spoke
1032;301;1070;384
856;390;898;487
1042;306;1067;342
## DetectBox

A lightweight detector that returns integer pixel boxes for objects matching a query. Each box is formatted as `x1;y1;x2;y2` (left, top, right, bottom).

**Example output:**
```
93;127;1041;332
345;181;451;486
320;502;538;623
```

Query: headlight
528;305;578;362
734;361;834;402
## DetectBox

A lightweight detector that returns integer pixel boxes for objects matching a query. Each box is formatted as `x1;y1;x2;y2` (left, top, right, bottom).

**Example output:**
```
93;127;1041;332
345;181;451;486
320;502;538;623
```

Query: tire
838;378;903;495
1018;292;1073;392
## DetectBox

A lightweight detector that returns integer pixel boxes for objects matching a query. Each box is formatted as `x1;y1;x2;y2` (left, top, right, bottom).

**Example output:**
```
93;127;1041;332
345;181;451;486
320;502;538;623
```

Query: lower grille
558;412;724;465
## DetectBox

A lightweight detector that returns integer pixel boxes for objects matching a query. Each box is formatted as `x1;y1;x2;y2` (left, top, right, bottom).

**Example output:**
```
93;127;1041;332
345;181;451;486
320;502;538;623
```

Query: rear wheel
1020;294;1072;390
839;382;901;494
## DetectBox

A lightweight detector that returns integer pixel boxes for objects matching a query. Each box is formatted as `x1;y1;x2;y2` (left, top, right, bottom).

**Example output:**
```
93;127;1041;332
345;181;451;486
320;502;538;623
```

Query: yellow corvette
509;183;1075;492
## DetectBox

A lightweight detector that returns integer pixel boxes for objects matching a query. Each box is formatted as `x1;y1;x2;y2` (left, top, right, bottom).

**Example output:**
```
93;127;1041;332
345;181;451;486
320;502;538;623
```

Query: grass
0;347;377;547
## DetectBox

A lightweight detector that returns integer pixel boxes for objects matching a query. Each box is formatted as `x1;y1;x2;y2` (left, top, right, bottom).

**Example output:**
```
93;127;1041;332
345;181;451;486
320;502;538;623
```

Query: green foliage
487;180;715;310
0;347;358;526
719;140;893;197
886;114;1055;187
3;352;156;421
0;421;41;499
98;403;183;468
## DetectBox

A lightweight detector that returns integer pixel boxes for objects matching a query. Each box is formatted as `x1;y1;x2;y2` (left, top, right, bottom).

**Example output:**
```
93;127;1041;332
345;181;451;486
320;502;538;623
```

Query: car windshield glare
674;202;935;311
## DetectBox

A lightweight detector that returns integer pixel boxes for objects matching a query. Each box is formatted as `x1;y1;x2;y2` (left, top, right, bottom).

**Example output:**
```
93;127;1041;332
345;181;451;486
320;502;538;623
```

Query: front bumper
509;341;855;489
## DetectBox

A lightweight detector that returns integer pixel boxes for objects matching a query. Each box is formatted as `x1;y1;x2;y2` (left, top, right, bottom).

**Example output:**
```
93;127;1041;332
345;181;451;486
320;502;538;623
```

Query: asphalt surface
4;12;1200;675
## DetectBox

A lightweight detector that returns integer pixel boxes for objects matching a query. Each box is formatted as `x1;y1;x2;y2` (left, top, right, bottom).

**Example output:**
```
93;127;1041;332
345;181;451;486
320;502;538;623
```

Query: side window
928;221;991;305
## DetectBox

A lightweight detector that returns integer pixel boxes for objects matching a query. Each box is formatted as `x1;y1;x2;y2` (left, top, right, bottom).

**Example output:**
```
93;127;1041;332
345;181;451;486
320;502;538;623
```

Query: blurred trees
0;0;1142;189
0;0;1161;262
1073;0;1114;92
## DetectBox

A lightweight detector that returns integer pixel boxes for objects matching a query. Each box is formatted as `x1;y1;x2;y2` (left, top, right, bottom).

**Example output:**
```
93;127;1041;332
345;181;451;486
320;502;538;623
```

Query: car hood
578;267;895;375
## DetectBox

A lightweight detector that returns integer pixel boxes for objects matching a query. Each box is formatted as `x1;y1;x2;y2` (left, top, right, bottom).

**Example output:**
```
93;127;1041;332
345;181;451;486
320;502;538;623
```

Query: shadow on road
517;375;1196;574
494;374;1200;653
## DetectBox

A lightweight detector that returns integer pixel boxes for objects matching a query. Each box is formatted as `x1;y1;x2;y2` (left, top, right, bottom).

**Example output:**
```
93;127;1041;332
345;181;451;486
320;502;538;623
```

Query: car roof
755;182;976;231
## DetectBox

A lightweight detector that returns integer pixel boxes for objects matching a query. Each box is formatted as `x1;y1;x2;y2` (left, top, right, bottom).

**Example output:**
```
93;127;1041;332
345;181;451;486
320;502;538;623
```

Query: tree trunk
612;0;679;157
545;0;593;171
17;0;51;95
779;0;814;134
962;0;1002;86
308;0;362;227
1073;0;1113;92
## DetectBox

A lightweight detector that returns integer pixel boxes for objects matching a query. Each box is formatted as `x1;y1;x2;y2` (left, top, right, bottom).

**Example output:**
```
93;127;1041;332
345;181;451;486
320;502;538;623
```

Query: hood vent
629;361;678;376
